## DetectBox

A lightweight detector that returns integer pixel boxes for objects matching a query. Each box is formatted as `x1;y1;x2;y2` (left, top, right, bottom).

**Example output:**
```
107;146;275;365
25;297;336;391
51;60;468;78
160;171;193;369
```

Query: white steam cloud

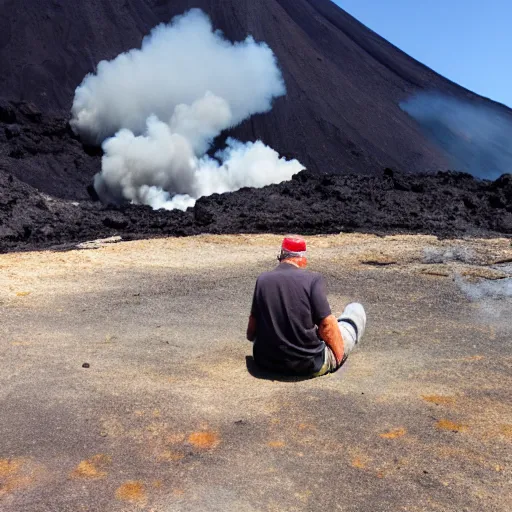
456;275;512;301
455;274;512;332
400;92;512;180
71;9;304;210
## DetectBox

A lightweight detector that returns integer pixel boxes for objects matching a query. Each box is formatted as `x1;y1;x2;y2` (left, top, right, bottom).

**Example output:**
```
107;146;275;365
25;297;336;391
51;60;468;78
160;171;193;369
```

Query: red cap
281;236;307;253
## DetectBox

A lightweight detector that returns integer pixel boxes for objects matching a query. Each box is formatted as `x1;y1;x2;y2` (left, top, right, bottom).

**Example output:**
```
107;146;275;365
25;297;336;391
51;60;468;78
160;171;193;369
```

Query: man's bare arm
246;315;257;342
318;315;344;364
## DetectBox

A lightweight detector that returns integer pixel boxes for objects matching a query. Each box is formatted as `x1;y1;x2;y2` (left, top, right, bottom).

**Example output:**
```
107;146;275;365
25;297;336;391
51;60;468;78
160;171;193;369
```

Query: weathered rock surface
0;101;99;200
1;167;510;253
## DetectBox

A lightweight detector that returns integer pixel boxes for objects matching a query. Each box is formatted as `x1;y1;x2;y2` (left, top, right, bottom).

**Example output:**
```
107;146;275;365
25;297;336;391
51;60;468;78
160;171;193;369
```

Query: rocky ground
1;2;511;510
1;161;511;253
2;101;511;254
0;234;510;511
0;99;99;199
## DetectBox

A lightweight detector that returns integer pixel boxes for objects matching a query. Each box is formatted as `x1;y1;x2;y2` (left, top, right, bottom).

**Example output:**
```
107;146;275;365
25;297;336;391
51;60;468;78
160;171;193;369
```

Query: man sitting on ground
246;236;366;377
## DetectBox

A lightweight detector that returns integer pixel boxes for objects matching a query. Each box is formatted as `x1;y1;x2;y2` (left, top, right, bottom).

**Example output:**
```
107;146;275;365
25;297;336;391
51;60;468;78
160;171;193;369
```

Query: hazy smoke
95;135;304;210
456;275;512;301
455;274;512;330
400;92;512;180
71;9;304;209
423;246;477;265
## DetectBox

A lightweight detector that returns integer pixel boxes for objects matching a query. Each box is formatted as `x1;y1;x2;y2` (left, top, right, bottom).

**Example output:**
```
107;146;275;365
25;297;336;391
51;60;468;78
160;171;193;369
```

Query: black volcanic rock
2;0;512;177
0;99;17;124
0;101;99;200
1;169;510;253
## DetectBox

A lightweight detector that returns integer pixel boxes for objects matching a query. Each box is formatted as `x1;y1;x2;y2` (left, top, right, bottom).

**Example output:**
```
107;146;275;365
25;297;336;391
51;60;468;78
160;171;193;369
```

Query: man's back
251;262;331;374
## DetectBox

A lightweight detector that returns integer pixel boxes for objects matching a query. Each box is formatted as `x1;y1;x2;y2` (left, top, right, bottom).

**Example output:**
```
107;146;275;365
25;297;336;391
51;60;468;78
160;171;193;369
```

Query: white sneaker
338;303;366;344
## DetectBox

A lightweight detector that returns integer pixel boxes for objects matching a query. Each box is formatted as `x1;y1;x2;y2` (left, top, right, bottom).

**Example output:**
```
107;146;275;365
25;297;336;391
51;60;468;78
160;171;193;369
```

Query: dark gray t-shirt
251;263;331;374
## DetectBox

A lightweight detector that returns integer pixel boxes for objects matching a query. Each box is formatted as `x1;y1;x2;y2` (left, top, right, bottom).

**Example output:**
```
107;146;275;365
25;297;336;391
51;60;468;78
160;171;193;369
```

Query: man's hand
318;315;344;364
246;315;257;342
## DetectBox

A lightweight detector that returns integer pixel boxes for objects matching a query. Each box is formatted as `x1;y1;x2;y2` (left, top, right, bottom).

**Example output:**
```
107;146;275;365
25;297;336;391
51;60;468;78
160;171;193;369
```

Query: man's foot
338;303;366;344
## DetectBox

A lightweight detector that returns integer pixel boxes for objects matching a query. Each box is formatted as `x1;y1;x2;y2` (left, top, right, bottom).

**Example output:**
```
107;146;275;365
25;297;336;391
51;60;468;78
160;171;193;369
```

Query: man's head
278;236;307;268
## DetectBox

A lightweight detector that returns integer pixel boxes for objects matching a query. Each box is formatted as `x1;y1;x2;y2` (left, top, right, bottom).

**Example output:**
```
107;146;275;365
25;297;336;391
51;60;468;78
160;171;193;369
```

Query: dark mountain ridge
2;0;511;178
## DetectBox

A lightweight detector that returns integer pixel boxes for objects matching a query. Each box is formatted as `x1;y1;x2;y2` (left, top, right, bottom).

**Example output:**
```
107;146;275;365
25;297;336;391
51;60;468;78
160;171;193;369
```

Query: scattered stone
493;257;512;265
461;267;508;281
419;266;450;277
0;99;17;123
76;236;122;250
361;257;397;266
5;125;21;139
82;363;90;368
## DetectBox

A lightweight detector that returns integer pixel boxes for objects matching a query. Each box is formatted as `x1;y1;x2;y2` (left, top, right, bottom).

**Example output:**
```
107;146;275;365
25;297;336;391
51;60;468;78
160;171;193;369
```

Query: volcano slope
0;234;511;511
1;1;512;249
2;0;512;183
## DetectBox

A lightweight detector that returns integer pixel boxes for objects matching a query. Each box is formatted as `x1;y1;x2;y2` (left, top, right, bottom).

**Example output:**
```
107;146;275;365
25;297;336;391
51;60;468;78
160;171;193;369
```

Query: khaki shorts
312;304;366;378
312;345;347;377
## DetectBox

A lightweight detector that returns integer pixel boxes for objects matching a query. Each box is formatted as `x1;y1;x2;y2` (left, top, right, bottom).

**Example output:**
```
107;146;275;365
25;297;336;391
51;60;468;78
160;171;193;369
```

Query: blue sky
334;0;511;107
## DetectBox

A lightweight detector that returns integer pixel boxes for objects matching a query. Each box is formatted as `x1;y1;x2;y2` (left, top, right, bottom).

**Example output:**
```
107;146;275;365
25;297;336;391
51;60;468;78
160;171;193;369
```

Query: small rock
5;124;21;139
461;267;508;281
76;236;122;250
18;102;42;122
419;266;450;277
102;214;128;230
361;258;397;267
0;99;16;123
194;201;214;225
82;363;90;368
